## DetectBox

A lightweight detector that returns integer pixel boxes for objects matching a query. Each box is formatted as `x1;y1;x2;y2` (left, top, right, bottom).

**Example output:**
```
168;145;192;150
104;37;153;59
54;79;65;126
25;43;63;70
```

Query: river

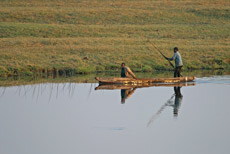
0;74;229;154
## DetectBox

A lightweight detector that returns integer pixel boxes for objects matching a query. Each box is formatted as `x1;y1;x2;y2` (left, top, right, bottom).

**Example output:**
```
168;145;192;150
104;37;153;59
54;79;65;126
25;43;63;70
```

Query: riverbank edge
0;66;229;77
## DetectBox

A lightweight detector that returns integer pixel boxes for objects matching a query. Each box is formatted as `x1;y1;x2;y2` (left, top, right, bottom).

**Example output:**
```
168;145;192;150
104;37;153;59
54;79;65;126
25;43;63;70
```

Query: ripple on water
196;75;230;85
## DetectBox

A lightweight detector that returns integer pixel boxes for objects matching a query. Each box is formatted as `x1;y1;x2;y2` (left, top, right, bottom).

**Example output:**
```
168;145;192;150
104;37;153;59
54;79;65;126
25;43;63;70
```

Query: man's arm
168;53;176;61
127;67;136;79
126;88;137;99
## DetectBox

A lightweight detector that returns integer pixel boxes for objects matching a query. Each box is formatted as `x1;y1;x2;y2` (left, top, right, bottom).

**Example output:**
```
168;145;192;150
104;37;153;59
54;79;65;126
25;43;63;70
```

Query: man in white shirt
166;47;183;77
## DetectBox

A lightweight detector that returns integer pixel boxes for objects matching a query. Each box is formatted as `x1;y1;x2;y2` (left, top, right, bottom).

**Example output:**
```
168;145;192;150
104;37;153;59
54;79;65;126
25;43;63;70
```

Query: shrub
0;67;7;76
76;66;95;74
96;65;105;72
142;65;152;72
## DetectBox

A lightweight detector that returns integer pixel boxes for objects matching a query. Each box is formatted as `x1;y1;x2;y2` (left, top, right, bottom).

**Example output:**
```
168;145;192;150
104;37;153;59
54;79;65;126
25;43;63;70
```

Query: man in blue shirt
121;63;136;79
166;47;183;77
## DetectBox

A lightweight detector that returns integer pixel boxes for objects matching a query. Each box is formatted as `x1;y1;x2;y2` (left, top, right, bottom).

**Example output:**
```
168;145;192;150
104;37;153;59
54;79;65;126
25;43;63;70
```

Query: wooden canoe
95;76;196;85
95;82;196;90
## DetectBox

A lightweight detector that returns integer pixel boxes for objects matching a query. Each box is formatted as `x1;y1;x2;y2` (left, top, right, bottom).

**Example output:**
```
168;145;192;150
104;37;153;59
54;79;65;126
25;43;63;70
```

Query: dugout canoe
95;76;196;85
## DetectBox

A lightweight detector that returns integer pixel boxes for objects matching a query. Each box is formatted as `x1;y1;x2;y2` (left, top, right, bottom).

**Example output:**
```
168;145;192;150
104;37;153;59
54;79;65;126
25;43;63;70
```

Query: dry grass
0;0;229;76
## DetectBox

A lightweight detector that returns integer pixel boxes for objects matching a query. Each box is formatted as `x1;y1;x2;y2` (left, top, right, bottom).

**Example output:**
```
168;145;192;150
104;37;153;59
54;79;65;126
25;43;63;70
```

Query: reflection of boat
95;82;196;90
95;82;195;104
95;76;196;85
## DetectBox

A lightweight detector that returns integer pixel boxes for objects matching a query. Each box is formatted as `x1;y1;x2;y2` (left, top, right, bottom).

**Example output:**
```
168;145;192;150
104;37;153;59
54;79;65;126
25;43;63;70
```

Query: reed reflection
0;82;82;103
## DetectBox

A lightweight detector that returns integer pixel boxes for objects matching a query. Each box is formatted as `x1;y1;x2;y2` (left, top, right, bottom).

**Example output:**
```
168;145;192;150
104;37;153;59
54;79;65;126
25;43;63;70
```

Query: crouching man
120;63;136;79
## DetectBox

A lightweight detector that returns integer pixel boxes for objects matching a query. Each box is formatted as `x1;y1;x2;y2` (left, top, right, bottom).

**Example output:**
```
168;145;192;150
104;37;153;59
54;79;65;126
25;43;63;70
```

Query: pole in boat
149;41;183;77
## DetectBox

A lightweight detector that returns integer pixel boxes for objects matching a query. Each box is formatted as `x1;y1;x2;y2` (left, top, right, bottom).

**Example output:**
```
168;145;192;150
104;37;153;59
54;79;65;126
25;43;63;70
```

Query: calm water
0;75;230;154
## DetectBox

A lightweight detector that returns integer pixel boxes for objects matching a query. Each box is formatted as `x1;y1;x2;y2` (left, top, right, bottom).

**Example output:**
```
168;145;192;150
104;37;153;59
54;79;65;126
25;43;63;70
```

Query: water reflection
1;76;230;154
95;83;195;127
95;82;194;104
121;88;136;104
0;82;92;103
173;86;183;117
147;86;184;127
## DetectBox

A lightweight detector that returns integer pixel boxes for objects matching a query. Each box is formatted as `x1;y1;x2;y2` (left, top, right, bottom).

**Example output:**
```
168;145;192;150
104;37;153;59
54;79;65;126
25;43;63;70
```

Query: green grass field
0;0;229;76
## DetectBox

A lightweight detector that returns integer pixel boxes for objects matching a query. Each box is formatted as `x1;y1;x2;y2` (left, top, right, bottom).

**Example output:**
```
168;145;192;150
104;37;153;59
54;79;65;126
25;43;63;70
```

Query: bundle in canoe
95;76;196;85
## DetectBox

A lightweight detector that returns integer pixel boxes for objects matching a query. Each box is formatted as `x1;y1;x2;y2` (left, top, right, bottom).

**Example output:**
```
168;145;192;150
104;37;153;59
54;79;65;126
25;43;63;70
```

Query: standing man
167;47;183;77
121;63;136;79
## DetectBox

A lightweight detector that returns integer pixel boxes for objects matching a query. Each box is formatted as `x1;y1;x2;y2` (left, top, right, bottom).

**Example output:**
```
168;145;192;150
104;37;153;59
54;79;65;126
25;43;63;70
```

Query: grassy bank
0;0;229;76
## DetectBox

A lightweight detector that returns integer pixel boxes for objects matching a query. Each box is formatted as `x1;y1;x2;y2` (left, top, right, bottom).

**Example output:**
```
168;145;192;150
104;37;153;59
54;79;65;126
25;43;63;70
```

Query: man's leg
178;66;182;77
174;67;178;77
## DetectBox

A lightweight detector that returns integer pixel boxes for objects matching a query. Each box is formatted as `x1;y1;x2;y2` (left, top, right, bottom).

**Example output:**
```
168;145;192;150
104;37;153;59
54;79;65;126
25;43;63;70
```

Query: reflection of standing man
121;88;136;104
147;86;184;127
173;86;183;117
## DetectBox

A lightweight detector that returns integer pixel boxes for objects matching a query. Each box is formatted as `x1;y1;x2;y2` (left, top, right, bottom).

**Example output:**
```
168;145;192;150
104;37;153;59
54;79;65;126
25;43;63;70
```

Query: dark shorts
174;66;183;77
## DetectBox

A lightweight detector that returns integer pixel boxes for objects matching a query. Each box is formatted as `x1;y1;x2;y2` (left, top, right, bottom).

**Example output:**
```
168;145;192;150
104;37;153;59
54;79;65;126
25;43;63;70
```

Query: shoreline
0;67;229;77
